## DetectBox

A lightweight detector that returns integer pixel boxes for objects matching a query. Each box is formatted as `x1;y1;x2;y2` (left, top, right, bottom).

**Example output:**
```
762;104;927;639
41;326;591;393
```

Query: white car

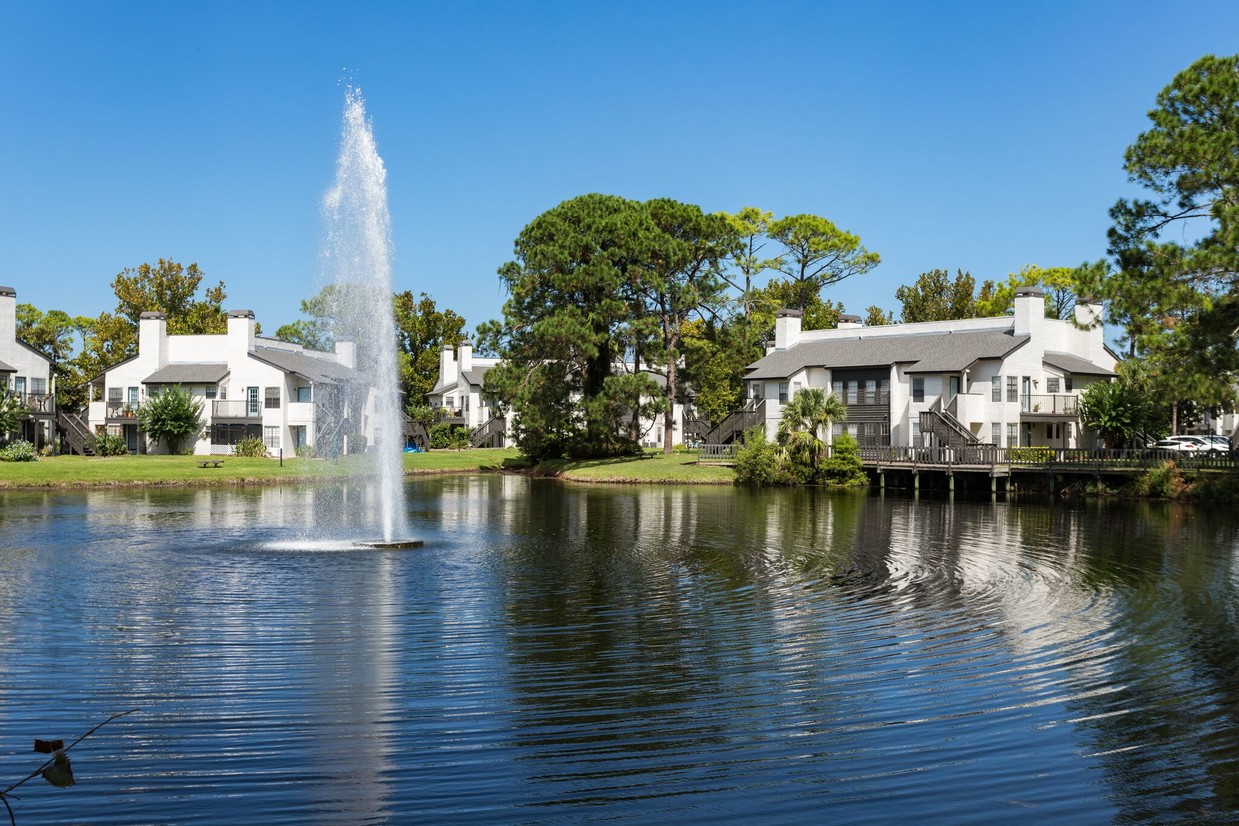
1154;436;1208;453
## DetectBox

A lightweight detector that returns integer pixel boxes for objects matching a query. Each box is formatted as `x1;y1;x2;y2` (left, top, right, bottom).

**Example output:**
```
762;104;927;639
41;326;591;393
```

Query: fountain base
354;539;425;549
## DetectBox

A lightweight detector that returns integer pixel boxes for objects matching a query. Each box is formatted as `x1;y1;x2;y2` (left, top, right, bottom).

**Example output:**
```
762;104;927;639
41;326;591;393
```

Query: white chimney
774;309;802;350
0;286;15;357
138;311;169;367
334;339;357;370
1074;297;1103;329
458;339;473;373
1013;287;1045;336
440;342;457;388
227;309;257;361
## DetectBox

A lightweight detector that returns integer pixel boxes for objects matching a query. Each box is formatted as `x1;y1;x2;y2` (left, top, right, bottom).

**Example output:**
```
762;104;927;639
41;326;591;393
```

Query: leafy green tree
478;193;658;460
1083;54;1239;409
393;290;467;407
767;214;879;313
0;390;23;440
135;385;205;455
1078;379;1138;449
681;318;753;426
112;259;228;333
73;260;232;391
720;207;780;336
864;305;894;326
777;388;847;469
976;265;1080;319
638;198;739;452
896;269;996;322
15;304;95;411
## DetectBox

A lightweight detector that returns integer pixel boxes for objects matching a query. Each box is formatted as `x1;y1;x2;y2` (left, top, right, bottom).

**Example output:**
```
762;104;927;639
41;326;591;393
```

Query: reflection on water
2;479;1239;822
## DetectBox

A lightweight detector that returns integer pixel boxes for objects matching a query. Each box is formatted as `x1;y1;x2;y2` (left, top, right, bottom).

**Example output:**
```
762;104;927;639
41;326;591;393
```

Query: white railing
212;400;259;418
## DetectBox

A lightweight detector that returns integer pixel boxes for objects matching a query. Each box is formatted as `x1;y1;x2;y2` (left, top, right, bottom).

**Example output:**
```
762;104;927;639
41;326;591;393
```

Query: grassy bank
0;448;523;489
536;451;736;484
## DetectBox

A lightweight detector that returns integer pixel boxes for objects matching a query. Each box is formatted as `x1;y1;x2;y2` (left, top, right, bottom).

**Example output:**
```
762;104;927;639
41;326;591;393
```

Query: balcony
17;392;55;416
104;401;140;421
1021;394;1079;417
212;400;260;419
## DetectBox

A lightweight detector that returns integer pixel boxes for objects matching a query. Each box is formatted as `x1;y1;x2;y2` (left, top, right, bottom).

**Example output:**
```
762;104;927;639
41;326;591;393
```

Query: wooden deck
859;446;1238;476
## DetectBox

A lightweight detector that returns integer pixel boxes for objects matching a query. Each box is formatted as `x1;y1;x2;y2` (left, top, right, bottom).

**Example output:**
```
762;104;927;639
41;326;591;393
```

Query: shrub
1010;446;1056;463
295;444;317;459
0;440;38;462
232;437;269;458
345;432;367;454
819;433;868;486
1130;460;1189;498
429;422;471;450
95;433;129;456
735;428;793;487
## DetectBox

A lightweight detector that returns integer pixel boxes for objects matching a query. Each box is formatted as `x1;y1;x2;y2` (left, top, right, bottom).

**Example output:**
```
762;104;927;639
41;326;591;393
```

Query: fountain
322;87;419;549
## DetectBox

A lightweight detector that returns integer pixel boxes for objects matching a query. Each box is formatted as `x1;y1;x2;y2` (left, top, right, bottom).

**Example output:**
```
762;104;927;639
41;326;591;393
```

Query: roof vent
1014;287;1045;298
776;308;803;318
0;286;15;297
139;311;166;320
227;309;256;319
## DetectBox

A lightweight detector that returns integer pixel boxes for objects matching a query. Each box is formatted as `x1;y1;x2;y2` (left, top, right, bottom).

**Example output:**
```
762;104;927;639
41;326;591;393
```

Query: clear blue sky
2;1;1236;337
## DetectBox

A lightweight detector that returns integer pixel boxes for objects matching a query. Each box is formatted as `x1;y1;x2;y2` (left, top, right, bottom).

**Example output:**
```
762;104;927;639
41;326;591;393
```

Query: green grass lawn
538;450;736;484
0;448;523;489
0;447;731;488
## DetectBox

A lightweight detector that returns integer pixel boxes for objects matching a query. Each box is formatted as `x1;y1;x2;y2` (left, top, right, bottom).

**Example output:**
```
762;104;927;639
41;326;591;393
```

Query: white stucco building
742;288;1119;449
429;339;689;449
0;285;56;447
86;309;379;456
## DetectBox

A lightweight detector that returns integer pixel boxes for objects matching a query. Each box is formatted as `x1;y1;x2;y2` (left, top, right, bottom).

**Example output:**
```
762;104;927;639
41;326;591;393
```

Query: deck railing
859;445;1239;471
1022;394;1079;415
212;400;259;418
697;443;738;463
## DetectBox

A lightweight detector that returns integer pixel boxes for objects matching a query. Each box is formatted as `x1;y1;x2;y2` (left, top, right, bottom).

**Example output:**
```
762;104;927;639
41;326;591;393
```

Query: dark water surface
2;476;1239;823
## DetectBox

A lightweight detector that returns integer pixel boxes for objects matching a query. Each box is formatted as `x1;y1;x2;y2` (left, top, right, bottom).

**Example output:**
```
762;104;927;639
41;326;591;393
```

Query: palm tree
776;387;847;468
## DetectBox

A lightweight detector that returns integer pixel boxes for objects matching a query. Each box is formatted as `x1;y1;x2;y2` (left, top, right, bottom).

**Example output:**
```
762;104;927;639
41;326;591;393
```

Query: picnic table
197;459;224;468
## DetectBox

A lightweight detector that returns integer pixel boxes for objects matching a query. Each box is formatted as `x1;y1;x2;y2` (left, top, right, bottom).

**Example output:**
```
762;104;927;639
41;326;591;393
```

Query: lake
1;476;1237;823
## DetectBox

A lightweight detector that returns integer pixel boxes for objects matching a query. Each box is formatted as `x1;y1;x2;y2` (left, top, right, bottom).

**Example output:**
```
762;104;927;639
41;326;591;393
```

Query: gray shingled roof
143;363;230;384
0;359;14;373
250;346;363;384
1042;351;1115;376
746;330;1028;379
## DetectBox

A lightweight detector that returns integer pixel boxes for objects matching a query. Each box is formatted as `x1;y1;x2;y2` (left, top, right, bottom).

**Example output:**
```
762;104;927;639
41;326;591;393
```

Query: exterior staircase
704;398;767;445
470;415;506;448
57;409;96;456
919;396;979;447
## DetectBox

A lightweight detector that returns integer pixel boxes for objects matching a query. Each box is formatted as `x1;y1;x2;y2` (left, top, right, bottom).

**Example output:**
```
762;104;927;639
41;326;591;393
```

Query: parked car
1153;435;1227;457
1201;435;1232;453
1154;436;1208;453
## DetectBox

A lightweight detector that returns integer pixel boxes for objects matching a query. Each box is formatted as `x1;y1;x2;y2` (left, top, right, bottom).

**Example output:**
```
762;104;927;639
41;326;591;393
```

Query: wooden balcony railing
1022;394;1079;415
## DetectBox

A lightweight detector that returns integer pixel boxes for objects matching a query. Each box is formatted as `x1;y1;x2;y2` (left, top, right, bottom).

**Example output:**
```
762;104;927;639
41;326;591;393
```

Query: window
911;421;921;447
205;386;217;400
30;378;46;395
847;380;859;404
778;382;788;404
992;376;1002;403
1065;375;1073;393
1006;422;1018;448
14;377;24;398
912;377;925;403
128;387;139;407
247;387;259;416
292;426;307;449
1006;376;1018;403
992;422;1001;445
1046;376;1060;394
792;381;801;399
263;426;280;450
264;387;281;409
296;386;312;403
108;387;122;402
865;379;876;404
